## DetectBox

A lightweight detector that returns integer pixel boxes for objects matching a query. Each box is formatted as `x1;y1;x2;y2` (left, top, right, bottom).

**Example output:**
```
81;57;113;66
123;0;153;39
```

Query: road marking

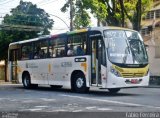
97;108;112;111
40;98;56;101
35;106;49;108
86;106;96;110
20;108;43;111
86;106;112;111
61;94;160;109
52;109;68;112
22;100;34;103
72;110;83;112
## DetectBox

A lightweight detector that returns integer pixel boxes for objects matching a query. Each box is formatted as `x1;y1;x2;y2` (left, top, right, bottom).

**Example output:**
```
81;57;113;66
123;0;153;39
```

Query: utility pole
70;0;74;31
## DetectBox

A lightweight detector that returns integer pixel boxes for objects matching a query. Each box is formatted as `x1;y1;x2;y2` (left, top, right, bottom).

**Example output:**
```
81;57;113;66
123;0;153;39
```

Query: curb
0;80;14;85
144;85;160;88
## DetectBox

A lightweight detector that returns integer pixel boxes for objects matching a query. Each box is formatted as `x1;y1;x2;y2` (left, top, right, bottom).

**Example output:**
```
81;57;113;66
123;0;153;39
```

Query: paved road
0;84;160;112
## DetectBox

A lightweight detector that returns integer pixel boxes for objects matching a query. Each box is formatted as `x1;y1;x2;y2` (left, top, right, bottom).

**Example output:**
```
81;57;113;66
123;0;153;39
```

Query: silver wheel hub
76;78;84;88
24;77;29;86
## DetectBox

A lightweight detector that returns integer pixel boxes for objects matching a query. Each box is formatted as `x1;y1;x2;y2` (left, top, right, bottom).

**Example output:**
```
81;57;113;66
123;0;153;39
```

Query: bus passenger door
90;36;107;87
10;49;19;82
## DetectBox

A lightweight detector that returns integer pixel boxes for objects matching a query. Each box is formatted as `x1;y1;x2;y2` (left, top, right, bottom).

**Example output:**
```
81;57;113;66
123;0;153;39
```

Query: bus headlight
110;66;121;77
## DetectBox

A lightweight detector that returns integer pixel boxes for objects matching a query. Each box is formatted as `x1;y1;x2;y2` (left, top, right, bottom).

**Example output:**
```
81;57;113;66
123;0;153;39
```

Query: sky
0;0;97;34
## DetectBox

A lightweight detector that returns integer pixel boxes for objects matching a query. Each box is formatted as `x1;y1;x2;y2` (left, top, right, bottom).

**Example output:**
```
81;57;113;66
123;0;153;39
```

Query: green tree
61;0;152;31
0;0;54;59
123;0;153;31
104;0;153;31
0;0;54;81
61;0;107;29
74;0;91;29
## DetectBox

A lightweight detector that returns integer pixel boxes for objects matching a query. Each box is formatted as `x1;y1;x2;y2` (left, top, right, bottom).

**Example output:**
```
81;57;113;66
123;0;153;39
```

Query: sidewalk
0;80;12;84
147;84;160;88
147;78;160;88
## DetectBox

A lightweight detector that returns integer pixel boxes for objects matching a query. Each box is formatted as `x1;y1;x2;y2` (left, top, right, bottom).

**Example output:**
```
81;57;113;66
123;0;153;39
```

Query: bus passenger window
75;46;84;56
21;43;33;60
52;49;57;57
60;50;65;56
67;33;87;56
39;50;45;58
49;37;66;57
67;45;74;56
34;52;39;59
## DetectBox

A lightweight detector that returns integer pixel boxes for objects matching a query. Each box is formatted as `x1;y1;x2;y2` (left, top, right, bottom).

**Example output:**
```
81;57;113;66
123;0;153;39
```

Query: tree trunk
119;0;125;27
97;19;100;26
133;0;142;31
137;0;142;31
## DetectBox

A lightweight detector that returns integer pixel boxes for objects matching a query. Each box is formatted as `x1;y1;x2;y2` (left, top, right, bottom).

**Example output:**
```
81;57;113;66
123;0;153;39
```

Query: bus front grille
121;73;144;78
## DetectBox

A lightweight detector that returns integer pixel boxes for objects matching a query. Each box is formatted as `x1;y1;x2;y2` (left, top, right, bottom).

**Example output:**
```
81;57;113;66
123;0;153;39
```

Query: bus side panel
30;59;49;85
48;56;91;88
65;56;91;88
101;65;107;88
17;60;32;84
17;60;49;85
48;58;68;86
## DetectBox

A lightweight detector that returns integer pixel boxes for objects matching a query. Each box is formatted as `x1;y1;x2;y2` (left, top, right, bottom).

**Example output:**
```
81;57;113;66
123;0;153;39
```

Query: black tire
22;73;32;89
108;88;121;94
73;73;88;93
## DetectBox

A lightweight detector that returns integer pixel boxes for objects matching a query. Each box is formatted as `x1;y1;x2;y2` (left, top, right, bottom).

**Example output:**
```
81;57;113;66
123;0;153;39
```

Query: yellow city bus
8;27;149;93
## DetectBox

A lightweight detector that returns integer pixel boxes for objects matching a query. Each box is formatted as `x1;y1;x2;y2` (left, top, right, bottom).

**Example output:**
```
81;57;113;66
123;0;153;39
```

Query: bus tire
73;73;88;93
22;73;32;89
108;88;120;94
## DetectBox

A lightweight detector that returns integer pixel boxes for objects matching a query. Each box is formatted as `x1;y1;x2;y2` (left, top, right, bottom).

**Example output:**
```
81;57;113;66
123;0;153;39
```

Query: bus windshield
104;30;148;64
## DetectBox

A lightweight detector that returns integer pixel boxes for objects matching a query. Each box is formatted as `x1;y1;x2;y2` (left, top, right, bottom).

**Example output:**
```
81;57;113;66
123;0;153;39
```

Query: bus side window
75;45;84;56
49;36;66;58
21;43;33;60
33;40;48;59
67;33;87;56
67;44;74;56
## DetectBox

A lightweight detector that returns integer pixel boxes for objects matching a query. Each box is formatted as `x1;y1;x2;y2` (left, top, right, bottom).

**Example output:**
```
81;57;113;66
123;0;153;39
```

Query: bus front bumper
105;72;149;89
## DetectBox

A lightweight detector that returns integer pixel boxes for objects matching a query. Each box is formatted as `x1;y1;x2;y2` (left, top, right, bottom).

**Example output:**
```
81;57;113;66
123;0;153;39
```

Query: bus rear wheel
73;73;88;93
108;88;120;94
22;73;32;89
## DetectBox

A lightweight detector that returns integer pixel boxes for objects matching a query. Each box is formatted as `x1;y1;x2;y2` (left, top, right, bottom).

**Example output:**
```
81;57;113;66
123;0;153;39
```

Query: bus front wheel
73;73;88;93
108;88;121;94
22;73;31;89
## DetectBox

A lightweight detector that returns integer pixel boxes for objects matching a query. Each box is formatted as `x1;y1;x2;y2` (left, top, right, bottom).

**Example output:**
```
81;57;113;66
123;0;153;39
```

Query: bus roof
9;26;137;47
9;35;51;46
89;26;136;32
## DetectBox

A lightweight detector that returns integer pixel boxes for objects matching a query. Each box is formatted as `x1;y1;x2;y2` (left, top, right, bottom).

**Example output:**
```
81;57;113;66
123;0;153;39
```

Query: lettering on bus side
26;63;38;68
74;57;86;62
61;62;72;67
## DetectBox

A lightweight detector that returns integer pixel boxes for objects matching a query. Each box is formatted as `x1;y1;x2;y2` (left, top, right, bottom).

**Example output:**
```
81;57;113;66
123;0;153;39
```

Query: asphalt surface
0;84;160;113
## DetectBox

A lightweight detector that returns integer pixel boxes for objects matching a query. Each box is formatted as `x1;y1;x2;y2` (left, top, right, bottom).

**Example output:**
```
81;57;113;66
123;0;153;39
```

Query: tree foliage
61;0;153;31
74;0;91;29
61;0;107;29
0;0;54;60
103;0;153;31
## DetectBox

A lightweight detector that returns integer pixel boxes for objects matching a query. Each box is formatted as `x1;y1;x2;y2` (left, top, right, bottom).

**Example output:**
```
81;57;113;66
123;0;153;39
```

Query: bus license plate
131;79;138;84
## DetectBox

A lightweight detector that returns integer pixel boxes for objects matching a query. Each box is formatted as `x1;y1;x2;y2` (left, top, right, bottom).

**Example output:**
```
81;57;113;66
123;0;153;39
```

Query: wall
0;61;5;81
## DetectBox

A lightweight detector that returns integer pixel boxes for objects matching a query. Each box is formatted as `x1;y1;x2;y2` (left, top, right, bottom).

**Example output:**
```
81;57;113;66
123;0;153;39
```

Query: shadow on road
15;85;141;97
